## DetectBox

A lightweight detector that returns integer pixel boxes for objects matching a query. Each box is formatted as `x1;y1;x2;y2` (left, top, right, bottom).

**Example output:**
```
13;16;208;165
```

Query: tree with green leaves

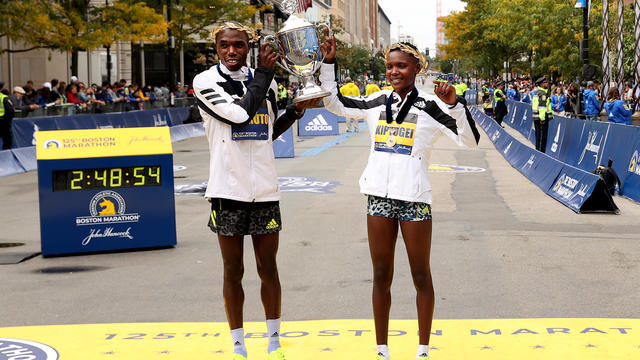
0;0;167;75
439;0;627;82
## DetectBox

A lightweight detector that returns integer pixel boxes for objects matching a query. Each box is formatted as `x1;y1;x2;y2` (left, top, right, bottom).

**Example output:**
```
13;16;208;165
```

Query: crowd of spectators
0;76;197;117
480;77;639;124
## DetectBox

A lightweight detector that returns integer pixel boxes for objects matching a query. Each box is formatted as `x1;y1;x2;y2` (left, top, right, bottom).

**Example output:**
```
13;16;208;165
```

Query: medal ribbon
385;87;419;125
217;63;254;96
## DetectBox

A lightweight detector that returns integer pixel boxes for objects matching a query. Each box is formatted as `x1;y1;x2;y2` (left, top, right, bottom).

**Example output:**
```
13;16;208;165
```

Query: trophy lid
279;15;313;32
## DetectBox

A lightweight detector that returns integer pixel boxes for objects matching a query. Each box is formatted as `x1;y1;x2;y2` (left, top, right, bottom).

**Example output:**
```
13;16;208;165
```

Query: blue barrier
465;90;478;105
471;107;618;213
11;147;36;171
273;127;294;158
298;108;340;136
0;149;24;177
502;101;640;203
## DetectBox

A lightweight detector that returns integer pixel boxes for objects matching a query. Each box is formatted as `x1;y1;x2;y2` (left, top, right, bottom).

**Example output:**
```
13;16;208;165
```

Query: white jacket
193;64;289;202
319;63;480;204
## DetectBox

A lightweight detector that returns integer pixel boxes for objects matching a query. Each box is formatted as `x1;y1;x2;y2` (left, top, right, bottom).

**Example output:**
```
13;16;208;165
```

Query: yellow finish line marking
1;319;639;359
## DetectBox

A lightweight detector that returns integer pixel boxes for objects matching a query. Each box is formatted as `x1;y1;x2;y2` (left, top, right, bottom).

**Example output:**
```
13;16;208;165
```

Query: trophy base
293;85;331;103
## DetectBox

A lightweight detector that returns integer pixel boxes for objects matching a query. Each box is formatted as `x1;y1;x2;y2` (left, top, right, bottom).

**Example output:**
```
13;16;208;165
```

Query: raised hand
319;33;336;63
433;82;457;105
258;43;279;69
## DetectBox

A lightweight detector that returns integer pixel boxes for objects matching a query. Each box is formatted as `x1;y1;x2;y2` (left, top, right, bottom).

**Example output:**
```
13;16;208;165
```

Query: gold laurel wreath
211;21;260;45
384;43;429;75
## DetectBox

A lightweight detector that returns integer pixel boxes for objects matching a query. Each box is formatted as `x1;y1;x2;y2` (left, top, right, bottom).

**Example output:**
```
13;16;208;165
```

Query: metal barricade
15;97;196;118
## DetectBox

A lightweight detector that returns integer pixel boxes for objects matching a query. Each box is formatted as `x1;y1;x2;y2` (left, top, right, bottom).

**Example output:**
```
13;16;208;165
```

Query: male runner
193;21;319;360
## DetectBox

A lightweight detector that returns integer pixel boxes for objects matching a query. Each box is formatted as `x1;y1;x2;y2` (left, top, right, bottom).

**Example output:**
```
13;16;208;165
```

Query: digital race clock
52;166;162;191
36;127;177;256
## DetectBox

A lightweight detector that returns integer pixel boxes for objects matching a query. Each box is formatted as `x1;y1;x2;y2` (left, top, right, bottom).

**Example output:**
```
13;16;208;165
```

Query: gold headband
384;43;429;75
211;22;259;45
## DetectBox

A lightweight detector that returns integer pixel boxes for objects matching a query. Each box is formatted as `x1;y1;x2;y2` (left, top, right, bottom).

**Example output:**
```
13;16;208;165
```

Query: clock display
52;166;162;192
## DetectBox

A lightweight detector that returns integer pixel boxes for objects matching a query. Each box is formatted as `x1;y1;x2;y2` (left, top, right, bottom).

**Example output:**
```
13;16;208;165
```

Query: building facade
0;0;391;91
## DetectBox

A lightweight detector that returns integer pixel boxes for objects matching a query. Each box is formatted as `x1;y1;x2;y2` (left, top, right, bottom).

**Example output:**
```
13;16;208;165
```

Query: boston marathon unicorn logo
98;198;117;216
0;338;59;359
43;139;62;149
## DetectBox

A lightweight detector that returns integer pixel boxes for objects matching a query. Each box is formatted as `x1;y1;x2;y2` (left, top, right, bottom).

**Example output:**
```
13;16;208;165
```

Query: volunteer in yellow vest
454;81;467;97
531;76;552;152
493;80;507;126
340;77;361;132
277;83;288;109
0;82;16;150
365;80;382;96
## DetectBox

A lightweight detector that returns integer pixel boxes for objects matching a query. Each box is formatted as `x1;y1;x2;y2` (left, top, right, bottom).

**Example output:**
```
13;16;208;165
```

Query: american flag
296;0;313;12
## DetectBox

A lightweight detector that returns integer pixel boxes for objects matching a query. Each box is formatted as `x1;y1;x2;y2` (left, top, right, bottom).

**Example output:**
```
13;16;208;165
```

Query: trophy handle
314;23;332;72
263;34;299;77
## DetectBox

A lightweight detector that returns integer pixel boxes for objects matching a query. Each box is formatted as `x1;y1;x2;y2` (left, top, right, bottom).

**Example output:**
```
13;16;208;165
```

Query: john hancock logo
0;338;59;359
75;190;140;245
629;150;640;175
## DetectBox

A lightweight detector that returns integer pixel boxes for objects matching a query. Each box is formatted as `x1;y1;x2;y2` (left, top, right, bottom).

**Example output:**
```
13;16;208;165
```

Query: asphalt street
2;80;640;328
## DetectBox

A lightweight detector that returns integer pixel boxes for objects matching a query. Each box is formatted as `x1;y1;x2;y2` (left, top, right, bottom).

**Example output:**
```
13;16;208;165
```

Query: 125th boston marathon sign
36;127;177;256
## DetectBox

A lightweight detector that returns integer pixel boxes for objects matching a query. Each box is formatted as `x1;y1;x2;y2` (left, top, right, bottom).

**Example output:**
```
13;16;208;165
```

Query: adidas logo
271;332;279;337
266;219;279;230
418;353;429;358
234;341;241;346
377;352;384;356
305;114;333;131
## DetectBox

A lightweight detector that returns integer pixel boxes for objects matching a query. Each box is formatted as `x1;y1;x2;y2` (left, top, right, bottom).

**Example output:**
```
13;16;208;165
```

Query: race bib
232;108;269;141
374;112;417;155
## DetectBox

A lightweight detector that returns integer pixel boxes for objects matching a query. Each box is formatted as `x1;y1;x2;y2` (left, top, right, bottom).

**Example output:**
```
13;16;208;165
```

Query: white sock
266;318;281;353
416;344;430;358
376;344;390;359
230;328;247;357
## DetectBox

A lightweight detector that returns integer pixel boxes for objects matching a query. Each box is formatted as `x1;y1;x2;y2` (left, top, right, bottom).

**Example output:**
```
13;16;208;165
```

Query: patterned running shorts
208;198;282;236
367;195;432;221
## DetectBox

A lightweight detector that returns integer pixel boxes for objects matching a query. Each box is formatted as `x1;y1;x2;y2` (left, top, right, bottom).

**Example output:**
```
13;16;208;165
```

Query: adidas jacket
193;63;301;202
319;63;480;204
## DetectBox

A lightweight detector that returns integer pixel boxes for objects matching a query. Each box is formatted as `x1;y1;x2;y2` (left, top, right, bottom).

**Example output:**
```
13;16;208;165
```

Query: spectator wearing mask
604;88;633;125
550;85;567;117
583;81;601;121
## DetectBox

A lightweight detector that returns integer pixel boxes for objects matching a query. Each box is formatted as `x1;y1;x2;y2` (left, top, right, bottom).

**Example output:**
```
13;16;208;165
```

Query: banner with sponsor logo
298;109;340;137
273;127;294;158
10;108;190;149
471;108;618;213
621;136;640;201
502;101;640;203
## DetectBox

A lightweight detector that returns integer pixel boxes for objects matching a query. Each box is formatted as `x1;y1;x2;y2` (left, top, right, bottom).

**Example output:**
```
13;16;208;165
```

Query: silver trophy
265;0;331;103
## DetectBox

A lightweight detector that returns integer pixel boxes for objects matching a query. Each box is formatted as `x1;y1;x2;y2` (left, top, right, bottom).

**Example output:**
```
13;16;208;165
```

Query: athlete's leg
251;232;282;320
399;220;434;345
218;234;245;330
367;215;399;345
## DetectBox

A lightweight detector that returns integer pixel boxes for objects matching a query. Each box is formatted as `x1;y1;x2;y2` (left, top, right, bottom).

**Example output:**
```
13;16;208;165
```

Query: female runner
318;37;480;360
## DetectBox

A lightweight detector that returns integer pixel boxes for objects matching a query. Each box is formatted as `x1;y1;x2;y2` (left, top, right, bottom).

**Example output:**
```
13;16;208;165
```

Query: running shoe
267;348;286;360
231;354;248;360
416;353;430;360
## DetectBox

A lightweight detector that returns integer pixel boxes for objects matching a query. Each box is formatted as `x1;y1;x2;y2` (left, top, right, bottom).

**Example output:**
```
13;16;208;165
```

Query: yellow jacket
365;83;381;96
340;82;360;97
